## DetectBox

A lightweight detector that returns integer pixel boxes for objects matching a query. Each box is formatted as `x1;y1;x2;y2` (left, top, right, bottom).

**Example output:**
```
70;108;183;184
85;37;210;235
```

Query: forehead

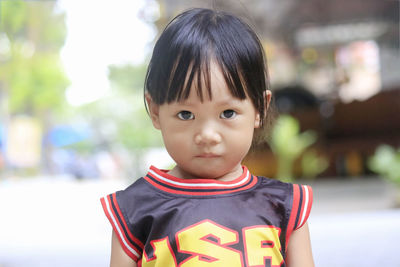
180;61;238;103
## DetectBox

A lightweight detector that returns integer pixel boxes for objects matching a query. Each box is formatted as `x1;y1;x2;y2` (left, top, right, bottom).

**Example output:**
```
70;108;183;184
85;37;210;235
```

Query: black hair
145;8;271;128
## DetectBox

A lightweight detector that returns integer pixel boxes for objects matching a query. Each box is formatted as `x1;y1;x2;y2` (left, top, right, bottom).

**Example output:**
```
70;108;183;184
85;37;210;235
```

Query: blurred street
1;176;399;267
309;178;400;266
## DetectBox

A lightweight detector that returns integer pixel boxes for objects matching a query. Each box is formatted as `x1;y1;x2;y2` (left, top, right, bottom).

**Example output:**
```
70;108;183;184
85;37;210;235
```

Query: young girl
101;8;314;267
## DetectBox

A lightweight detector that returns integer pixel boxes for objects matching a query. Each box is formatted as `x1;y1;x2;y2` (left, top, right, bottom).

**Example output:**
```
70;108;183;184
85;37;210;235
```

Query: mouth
196;153;220;158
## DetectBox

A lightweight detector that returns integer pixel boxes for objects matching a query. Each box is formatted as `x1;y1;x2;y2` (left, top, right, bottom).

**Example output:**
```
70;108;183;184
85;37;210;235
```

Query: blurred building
156;0;399;93
154;0;400;178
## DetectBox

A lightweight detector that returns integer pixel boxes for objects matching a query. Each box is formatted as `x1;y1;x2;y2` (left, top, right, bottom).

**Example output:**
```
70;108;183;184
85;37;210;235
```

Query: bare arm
285;222;315;267
110;230;137;267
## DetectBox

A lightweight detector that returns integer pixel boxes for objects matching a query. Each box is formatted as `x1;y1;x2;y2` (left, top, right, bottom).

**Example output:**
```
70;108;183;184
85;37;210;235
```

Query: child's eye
220;109;236;119
177;111;194;120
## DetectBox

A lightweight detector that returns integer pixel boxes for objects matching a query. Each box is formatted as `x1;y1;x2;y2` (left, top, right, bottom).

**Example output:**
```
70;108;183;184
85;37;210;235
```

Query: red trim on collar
144;165;258;196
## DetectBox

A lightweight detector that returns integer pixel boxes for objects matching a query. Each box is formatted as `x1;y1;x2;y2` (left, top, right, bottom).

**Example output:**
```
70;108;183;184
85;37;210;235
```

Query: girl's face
147;62;264;181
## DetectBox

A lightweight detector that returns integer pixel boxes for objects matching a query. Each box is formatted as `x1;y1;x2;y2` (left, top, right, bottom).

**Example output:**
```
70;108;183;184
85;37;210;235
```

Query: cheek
227;126;254;148
161;127;192;154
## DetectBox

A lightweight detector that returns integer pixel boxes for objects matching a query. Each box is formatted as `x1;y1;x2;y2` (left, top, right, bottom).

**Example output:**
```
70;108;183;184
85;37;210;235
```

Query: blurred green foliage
0;0;69;116
269;115;326;182
0;1;162;177
108;64;147;94
301;149;328;180
73;63;162;153
368;145;400;186
107;63;162;150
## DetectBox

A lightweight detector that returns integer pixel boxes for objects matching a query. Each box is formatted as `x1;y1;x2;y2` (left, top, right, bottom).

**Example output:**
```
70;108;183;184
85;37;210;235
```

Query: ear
145;93;161;130
254;112;261;128
254;90;272;128
264;90;272;112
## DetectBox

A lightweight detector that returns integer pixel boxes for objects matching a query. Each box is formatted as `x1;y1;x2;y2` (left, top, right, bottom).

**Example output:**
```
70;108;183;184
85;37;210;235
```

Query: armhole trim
101;193;143;262
285;184;313;251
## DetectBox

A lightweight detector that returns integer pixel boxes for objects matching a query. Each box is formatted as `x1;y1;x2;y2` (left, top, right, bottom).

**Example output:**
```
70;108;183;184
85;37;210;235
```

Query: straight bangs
145;8;269;125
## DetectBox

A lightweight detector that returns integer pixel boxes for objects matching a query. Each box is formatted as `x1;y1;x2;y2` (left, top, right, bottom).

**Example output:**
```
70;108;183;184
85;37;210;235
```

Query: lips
196;153;220;158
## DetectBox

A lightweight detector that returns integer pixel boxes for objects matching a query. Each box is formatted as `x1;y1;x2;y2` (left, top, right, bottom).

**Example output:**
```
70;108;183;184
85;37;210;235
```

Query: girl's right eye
177;111;194;120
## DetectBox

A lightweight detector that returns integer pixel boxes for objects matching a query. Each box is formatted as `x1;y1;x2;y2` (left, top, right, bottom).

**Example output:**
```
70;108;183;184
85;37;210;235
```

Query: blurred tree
71;63;163;177
269;115;317;182
368;145;400;206
0;0;69;174
0;0;69;116
108;64;147;94
301;149;328;180
107;63;162;150
368;145;400;186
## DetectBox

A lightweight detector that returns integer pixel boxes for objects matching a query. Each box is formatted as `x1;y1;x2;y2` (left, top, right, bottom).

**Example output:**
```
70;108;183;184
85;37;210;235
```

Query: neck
167;164;243;181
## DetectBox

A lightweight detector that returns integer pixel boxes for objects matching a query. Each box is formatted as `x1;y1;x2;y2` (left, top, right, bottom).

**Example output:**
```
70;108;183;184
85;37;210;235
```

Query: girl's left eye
220;109;237;119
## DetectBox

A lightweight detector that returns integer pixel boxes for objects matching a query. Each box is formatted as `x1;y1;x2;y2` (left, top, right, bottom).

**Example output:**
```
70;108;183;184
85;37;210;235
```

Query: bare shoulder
285;222;315;267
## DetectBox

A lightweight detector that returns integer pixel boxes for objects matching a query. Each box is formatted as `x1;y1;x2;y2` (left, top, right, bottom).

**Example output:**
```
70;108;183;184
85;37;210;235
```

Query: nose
194;122;222;146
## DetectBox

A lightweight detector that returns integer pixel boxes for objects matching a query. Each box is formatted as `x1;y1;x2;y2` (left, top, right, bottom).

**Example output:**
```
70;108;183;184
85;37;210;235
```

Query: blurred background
0;0;399;266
